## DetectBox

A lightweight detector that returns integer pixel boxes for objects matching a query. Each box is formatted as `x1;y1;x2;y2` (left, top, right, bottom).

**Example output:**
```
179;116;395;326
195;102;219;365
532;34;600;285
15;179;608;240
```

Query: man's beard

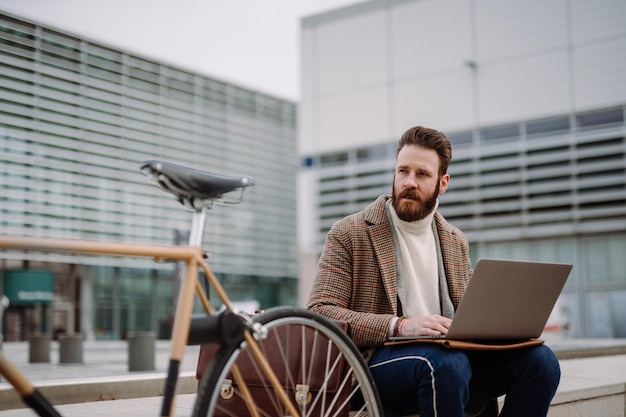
391;181;440;222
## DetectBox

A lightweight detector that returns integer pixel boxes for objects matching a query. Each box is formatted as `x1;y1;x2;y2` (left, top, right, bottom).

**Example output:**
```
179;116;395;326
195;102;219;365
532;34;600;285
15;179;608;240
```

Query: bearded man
307;126;560;417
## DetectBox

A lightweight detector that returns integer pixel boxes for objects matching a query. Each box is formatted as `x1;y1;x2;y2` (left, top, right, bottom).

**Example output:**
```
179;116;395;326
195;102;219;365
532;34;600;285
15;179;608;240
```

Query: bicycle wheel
193;307;383;417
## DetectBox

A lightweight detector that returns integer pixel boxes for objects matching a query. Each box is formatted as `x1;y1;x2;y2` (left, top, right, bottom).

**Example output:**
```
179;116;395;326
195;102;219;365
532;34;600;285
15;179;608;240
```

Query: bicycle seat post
188;208;208;247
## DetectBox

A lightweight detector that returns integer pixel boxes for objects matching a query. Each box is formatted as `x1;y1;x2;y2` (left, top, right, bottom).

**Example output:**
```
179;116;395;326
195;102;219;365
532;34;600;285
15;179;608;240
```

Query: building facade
0;11;298;341
298;0;626;338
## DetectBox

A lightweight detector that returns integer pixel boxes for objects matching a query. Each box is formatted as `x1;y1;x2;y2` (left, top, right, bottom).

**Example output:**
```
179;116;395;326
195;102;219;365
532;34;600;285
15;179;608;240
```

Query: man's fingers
426;315;451;328
401;315;453;336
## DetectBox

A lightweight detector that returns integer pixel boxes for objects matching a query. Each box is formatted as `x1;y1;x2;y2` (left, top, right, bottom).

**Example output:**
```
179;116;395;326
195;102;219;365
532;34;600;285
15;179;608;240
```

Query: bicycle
0;160;383;417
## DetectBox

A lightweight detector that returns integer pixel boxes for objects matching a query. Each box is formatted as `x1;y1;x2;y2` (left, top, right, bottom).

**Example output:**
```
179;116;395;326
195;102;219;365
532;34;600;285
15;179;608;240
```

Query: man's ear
439;174;450;194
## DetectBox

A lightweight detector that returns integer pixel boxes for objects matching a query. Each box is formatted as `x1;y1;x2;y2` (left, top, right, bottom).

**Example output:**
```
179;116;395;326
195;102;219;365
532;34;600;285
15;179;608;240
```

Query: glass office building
0;12;298;340
298;0;626;338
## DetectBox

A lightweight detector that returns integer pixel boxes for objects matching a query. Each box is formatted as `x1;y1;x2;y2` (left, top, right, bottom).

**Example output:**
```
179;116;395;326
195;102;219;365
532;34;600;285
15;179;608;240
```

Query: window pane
480;124;519;143
527;116;570;137
585;238;608;282
608;236;626;282
447;130;473;147
576;107;624;129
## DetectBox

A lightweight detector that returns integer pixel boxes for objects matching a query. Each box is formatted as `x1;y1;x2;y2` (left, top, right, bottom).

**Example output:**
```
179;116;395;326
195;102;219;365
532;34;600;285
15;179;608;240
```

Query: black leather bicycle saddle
140;160;254;208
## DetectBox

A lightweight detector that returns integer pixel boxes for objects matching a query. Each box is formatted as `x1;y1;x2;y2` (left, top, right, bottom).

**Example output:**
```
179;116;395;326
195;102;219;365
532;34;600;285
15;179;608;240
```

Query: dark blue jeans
369;343;560;417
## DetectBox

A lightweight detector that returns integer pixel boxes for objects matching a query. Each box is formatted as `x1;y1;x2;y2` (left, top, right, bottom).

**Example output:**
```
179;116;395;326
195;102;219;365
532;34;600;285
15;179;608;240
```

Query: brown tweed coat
307;194;473;358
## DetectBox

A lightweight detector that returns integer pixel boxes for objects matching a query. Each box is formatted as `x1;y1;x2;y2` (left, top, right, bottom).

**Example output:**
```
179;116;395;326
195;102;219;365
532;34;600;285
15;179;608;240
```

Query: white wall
301;0;626;155
301;8;391;154
573;37;626;111
478;51;572;125
570;0;626;43
391;0;475;134
475;0;569;61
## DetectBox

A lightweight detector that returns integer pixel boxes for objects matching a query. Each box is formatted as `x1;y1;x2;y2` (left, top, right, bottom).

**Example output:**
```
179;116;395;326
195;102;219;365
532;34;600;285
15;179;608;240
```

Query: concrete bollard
59;334;83;364
128;331;156;372
28;334;51;363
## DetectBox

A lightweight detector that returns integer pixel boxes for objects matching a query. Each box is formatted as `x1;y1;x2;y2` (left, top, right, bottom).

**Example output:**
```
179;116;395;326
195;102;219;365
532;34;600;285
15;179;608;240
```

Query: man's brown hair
397;126;452;176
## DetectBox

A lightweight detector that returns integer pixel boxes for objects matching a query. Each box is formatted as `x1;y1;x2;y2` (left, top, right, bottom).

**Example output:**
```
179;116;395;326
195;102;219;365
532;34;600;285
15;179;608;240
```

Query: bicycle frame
0;230;301;417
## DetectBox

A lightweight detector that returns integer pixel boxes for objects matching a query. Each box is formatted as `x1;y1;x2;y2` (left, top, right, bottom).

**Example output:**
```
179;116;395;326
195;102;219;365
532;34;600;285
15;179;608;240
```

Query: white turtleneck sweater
389;201;441;318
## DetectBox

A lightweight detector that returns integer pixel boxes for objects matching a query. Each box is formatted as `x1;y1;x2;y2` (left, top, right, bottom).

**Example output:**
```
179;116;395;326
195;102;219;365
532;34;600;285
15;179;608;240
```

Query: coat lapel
364;196;399;314
434;213;466;307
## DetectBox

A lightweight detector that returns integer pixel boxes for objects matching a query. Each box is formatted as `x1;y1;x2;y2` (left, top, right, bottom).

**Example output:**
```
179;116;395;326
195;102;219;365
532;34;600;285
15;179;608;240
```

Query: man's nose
403;174;419;188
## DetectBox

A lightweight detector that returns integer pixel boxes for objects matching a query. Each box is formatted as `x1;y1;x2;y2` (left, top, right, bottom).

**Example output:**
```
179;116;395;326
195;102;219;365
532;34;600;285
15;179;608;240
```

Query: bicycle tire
193;307;383;417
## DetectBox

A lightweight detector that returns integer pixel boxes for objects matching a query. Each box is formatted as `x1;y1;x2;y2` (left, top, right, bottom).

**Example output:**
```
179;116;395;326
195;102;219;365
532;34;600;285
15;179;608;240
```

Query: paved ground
0;394;197;416
0;339;200;416
1;339;201;383
1;337;626;416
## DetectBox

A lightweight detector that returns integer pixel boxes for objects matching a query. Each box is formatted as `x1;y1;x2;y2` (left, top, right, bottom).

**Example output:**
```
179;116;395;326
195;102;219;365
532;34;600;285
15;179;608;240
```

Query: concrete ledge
554;345;626;360
549;338;626;360
0;371;197;411
548;383;626;417
549;353;626;416
553;382;625;405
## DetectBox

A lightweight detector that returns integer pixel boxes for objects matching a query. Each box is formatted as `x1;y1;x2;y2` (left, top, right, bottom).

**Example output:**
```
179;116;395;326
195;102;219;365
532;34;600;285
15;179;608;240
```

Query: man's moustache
399;191;419;200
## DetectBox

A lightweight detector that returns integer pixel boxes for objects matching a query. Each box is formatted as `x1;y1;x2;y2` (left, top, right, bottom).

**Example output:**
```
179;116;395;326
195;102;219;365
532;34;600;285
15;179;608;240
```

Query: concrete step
1;340;626;416
548;354;626;417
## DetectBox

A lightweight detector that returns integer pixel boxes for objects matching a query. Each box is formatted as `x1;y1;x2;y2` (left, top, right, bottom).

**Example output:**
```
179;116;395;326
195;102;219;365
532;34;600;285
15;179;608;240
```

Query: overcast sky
0;0;365;101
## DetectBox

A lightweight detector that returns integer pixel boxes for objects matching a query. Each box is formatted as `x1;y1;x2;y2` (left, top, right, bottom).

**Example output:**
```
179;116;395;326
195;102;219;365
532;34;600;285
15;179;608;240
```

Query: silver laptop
391;259;572;341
